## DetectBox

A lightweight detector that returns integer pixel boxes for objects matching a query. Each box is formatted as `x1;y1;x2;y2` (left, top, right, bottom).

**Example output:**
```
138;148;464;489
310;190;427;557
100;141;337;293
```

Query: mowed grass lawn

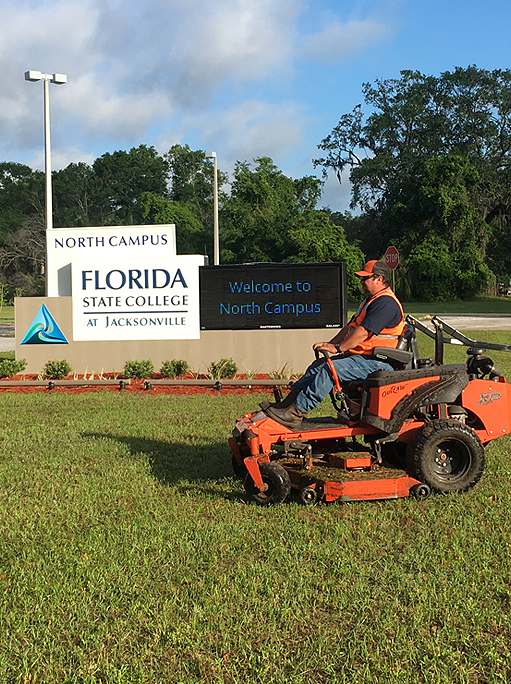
348;297;511;316
1;333;511;683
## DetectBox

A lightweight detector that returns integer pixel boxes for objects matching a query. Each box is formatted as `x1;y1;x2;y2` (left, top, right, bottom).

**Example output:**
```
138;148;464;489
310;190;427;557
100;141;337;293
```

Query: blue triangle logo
20;304;68;345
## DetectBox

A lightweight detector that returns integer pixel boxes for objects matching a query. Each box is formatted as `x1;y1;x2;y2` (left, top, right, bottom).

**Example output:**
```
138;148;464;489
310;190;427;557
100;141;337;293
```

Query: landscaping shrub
207;357;238;379
0;359;27;378
159;359;190;378
123;359;155;379
43;359;72;379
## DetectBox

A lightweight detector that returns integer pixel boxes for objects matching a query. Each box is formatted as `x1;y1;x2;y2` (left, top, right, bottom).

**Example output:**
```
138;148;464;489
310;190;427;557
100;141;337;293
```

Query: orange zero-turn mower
229;316;511;505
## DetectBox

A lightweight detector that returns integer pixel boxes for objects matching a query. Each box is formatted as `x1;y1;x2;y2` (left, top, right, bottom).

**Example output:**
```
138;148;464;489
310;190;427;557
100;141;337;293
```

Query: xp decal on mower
229;316;511;505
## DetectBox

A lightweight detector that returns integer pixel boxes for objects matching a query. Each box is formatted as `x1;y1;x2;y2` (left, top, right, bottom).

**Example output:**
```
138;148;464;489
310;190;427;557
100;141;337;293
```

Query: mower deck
279;455;421;503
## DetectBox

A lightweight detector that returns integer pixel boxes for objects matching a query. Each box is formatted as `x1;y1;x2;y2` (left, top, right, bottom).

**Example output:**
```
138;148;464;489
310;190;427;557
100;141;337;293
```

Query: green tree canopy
315;66;511;297
165;145;227;220
163;144;229;261
53;162;107;227
0;162;43;243
220;157;364;296
220;157;323;263
93;145;168;224
138;192;208;255
287;211;364;299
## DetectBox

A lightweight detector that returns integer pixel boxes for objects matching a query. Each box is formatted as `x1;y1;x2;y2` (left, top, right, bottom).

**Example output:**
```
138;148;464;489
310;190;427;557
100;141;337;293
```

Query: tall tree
164;144;229;261
221;157;323;263
220;157;364;295
165;145;226;211
287;210;364;299
138;192;208;256
0;162;44;244
93;145;168;224
0;163;45;297
315;66;511;298
53;162;108;227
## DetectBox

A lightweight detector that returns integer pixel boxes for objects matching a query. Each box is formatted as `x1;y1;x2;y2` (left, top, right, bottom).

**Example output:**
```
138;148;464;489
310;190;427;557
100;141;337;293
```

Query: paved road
0;324;14;352
1;315;510;353
419;314;511;330
0;338;15;352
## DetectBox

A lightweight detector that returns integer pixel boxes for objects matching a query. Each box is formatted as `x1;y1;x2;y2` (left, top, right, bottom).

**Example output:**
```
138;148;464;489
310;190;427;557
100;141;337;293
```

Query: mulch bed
0;374;290;396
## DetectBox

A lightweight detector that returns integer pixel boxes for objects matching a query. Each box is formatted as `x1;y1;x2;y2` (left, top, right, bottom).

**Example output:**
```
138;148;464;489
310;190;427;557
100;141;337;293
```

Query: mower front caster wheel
410;483;431;500
299;486;318;505
244;461;291;506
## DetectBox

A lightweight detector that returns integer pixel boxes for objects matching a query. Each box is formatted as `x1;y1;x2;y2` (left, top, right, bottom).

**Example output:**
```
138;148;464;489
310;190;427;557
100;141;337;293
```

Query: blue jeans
292;354;393;413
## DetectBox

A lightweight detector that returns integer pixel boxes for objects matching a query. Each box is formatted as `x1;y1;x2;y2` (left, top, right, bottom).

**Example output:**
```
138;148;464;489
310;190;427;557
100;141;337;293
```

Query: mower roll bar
406;315;511;365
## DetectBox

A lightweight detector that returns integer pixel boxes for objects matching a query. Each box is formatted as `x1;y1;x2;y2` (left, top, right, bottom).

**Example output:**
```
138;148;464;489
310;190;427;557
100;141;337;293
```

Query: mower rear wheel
406;419;485;493
244;461;291;506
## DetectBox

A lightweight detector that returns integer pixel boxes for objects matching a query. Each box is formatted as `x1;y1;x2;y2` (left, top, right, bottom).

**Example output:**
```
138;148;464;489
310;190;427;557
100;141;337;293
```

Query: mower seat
371;324;417;370
372;346;413;369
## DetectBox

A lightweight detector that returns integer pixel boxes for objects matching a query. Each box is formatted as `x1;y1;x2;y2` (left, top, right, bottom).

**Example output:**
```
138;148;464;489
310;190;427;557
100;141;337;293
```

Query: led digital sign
200;263;347;330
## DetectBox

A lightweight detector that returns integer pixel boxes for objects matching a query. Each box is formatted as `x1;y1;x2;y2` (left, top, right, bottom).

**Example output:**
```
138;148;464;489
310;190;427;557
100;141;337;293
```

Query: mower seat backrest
371;324;417;370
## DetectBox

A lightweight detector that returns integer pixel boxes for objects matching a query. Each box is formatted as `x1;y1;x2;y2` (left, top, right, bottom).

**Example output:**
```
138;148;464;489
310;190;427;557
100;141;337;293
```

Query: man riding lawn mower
265;259;405;429
229;261;511;505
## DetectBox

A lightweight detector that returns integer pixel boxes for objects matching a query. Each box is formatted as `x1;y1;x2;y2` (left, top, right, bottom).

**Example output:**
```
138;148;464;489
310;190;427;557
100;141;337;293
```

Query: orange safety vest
346;288;405;355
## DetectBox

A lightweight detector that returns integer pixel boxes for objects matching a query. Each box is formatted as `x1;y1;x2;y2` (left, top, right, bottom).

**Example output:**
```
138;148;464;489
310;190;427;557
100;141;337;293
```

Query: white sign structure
72;255;203;341
47;225;177;297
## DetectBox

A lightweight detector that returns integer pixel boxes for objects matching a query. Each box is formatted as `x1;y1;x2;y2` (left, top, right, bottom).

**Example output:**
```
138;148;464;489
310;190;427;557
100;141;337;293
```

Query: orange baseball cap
355;260;390;278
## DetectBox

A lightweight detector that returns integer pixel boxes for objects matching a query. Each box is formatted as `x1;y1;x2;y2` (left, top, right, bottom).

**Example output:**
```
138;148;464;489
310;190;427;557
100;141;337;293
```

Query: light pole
24;71;67;233
205;151;219;265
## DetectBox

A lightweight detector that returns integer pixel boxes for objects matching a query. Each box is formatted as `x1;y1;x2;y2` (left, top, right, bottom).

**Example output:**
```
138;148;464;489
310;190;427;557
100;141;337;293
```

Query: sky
2;0;511;212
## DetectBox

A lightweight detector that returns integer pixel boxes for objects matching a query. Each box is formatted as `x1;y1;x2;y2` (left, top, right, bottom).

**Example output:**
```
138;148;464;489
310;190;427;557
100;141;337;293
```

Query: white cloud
27;145;97;172
0;0;99;147
88;0;302;107
60;74;175;139
0;0;99;67
0;0;395;173
185;100;307;165
300;18;390;63
169;0;300;86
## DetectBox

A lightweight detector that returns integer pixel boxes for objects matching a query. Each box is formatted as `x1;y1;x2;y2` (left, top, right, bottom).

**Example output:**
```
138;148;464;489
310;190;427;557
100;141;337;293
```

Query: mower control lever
315;348;349;414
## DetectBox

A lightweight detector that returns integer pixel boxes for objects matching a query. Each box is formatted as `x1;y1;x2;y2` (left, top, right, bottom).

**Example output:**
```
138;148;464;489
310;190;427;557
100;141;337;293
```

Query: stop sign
385;246;399;270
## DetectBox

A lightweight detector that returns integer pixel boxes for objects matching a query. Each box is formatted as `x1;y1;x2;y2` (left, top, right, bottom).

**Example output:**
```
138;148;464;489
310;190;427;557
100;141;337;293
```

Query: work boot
266;403;307;429
259;387;299;411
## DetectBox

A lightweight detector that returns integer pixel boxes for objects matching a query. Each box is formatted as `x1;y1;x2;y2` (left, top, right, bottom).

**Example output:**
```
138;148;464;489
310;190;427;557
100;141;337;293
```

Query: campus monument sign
16;225;347;375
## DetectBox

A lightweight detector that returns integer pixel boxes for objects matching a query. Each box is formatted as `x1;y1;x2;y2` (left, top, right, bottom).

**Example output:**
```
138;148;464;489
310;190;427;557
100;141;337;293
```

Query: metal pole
212;154;219;265
43;77;53;232
25;71;66;294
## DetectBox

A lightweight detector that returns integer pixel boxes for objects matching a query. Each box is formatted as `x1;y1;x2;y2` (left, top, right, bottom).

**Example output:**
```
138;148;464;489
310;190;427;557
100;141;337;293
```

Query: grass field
346;297;511;316
0;306;14;324
1;332;511;683
403;298;511;315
